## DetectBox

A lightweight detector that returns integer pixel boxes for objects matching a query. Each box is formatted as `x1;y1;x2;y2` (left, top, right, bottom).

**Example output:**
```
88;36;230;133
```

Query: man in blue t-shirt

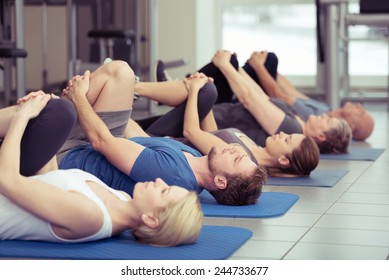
61;136;202;196
57;61;266;206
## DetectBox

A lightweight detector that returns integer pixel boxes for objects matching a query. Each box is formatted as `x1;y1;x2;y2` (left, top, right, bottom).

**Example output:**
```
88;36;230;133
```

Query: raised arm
276;72;310;100
247;51;296;105
0;95;101;239
64;70;145;175
200;110;218;132
182;73;227;155
213;50;286;135
0;105;17;138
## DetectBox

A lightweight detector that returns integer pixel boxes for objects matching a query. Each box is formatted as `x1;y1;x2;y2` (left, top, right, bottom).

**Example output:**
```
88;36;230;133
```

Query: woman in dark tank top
131;74;320;178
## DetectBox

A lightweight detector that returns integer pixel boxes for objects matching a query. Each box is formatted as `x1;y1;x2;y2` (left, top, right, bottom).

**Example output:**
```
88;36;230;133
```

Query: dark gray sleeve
269;98;304;134
276;115;303;135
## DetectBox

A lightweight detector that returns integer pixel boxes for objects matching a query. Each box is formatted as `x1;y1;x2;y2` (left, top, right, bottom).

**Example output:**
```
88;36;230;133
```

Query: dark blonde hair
132;192;203;246
317;119;352;154
210;165;268;205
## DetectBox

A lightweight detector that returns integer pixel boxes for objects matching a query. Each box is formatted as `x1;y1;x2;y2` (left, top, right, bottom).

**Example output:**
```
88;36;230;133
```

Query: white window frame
219;0;388;93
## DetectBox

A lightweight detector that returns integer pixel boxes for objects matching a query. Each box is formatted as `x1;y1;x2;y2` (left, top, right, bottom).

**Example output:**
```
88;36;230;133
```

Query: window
222;3;316;77
221;0;388;89
347;4;388;80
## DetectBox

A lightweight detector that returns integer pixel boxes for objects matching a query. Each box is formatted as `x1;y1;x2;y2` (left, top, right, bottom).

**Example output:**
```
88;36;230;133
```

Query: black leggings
19;98;77;176
198;52;279;104
139;82;218;137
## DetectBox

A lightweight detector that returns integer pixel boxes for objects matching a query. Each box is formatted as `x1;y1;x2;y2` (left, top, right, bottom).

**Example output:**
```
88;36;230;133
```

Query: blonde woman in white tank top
0;94;202;246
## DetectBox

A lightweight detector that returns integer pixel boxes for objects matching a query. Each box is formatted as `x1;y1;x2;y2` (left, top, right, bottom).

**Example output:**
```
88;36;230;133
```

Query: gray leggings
20;99;77;176
141;82;218;137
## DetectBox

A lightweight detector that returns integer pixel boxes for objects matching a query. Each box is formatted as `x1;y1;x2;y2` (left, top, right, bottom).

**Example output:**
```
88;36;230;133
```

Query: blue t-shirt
60;137;203;196
292;98;330;120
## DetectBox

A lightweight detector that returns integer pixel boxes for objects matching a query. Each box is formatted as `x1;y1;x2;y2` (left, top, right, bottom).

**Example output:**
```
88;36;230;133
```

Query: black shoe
153;60;172;82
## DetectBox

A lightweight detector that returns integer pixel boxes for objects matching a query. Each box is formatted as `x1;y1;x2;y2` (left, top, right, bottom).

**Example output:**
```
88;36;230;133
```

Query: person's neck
254;146;277;169
301;123;307;135
185;154;218;192
109;199;140;235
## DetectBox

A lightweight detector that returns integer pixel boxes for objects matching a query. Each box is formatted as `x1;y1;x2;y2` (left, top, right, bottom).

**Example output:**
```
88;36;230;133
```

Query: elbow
183;128;194;140
0;173;23;196
239;88;254;108
0;173;9;189
89;134;107;153
183;126;201;141
90;131;118;155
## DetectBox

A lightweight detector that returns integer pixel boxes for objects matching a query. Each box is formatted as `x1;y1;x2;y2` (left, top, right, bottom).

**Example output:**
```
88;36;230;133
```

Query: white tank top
0;169;128;243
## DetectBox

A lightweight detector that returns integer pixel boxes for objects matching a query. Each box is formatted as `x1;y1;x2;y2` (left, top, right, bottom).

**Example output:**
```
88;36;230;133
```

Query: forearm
71;94;113;151
252;64;295;105
0;109;46;210
0;105;18;138
183;90;226;155
0;112;29;185
183;85;202;138
217;63;253;105
234;67;287;134
200;111;218;132
239;68;269;99
276;73;308;100
243;93;285;135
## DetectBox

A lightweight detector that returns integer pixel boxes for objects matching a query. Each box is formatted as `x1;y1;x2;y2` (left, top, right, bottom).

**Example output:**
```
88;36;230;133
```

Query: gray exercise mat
265;169;348;187
320;147;385;161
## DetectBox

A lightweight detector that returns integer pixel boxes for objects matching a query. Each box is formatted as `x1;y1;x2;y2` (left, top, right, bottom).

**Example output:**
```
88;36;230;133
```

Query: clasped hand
184;72;214;94
62;70;91;101
17;93;52;120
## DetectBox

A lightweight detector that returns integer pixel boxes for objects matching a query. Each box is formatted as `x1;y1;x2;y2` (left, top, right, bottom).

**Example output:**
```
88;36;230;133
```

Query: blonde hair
132;192;203;246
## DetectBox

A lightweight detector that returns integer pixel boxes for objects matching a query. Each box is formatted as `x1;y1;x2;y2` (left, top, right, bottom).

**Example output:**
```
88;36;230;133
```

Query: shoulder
118;191;131;200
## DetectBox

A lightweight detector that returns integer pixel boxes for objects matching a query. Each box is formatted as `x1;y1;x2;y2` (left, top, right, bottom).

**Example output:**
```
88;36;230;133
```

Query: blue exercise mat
0;225;252;260
265;169;348;187
199;191;299;218
320;147;385;161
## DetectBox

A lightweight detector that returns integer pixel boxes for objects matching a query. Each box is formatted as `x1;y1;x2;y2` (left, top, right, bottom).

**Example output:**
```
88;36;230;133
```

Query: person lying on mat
192;49;373;141
241;50;374;141
41;60;264;206
0;94;202;246
131;72;319;177
193;49;352;154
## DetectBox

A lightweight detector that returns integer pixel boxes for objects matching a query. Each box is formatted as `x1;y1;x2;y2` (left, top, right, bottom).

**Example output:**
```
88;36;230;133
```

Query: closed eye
235;154;248;163
162;188;170;196
235;155;243;163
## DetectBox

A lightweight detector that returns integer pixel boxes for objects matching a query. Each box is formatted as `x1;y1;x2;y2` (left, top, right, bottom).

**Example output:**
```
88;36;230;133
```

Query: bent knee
198;82;218;105
266;52;278;65
107;60;135;79
47;99;77;128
